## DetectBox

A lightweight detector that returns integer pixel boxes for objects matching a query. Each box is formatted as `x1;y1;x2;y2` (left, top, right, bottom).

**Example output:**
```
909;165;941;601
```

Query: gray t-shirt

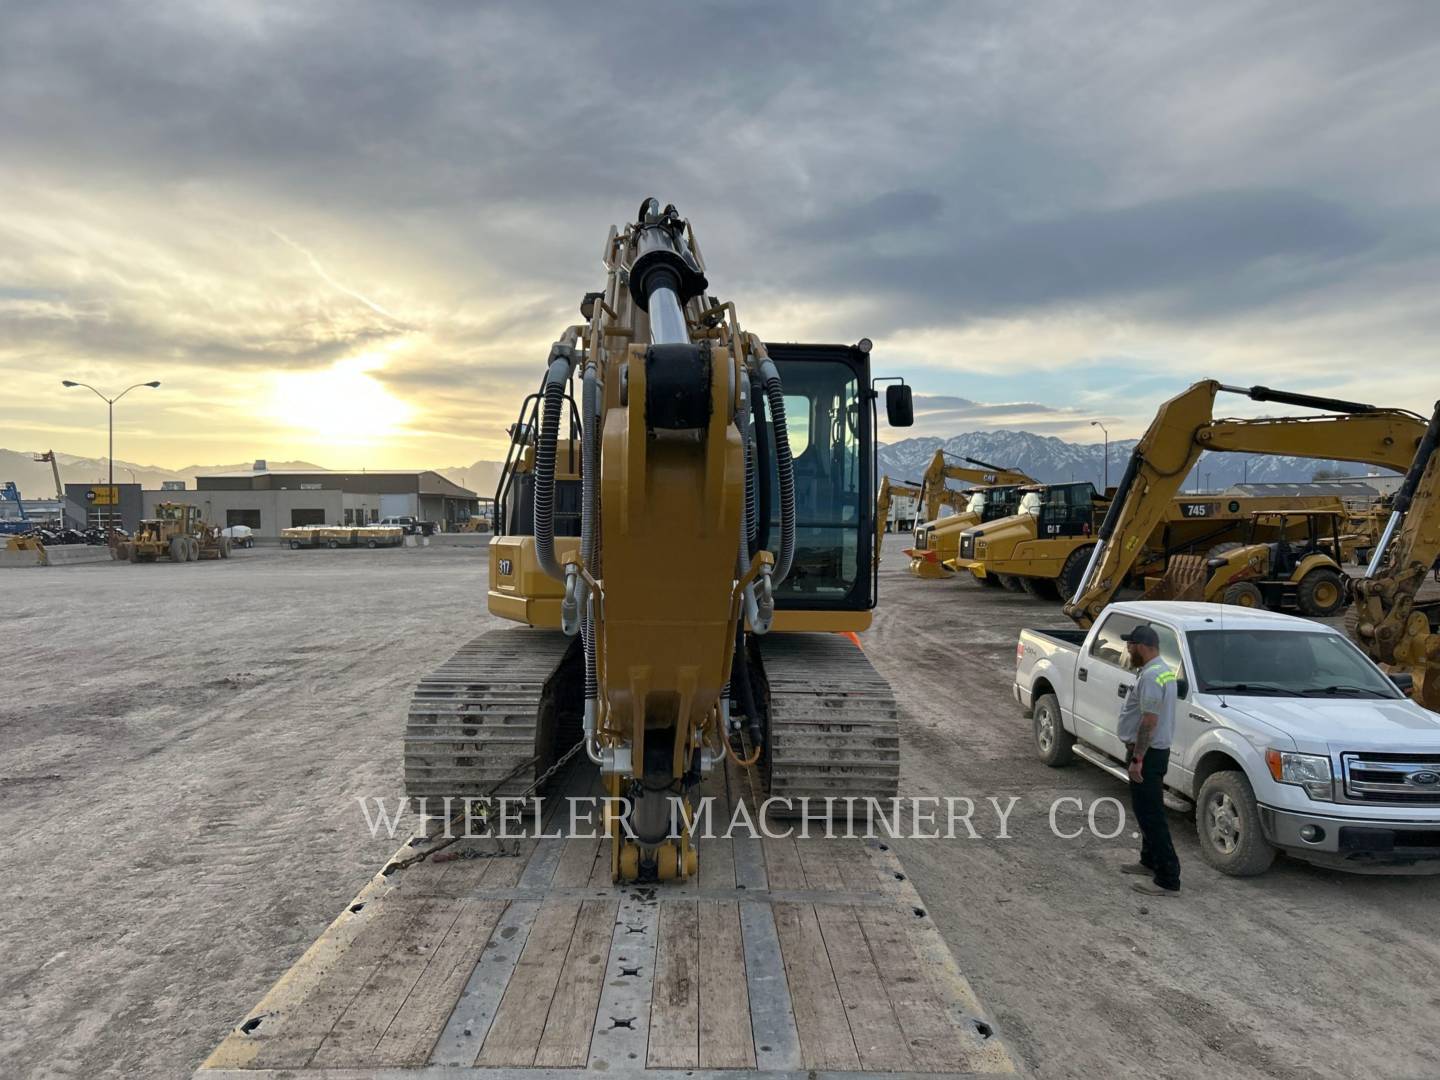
1133;656;1178;751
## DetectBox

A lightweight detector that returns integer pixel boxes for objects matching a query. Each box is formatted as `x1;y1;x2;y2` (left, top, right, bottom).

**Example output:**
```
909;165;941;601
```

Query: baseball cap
1121;624;1160;648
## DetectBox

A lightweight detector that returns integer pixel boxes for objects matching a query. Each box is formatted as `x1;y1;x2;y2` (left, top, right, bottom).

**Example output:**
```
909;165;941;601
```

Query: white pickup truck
1015;601;1440;875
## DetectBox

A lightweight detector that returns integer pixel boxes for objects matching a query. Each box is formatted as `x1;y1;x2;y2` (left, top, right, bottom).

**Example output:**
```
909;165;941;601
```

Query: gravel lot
3;545;1437;1079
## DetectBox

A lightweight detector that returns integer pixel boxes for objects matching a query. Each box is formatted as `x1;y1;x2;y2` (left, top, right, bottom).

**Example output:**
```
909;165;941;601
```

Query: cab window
1089;612;1184;676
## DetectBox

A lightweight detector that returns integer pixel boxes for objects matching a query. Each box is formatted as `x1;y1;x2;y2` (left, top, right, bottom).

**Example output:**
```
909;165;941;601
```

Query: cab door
1072;612;1185;763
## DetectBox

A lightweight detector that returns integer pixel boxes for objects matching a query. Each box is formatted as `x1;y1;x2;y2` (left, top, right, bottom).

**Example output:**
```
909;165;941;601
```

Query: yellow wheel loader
1062;380;1429;627
1349;401;1440;708
404;199;915;884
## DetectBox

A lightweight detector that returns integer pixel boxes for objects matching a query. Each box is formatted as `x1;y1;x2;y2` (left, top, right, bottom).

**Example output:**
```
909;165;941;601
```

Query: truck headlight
1265;749;1333;801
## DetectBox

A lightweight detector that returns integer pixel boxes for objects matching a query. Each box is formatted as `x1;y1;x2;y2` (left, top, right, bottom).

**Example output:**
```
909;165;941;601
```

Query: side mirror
1389;672;1415;694
1176;678;1189;700
885;384;914;427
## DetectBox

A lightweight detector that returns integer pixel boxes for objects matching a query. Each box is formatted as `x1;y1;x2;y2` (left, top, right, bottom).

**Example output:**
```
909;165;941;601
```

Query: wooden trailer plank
313;898;469;1066
371;899;509;1066
647;900;700;1067
429;901;541;1066
697;900;754;1069
813;905;914;1072
552;836;602;887
770;903;860;1070
476;901;584;1066
534;899;619;1067
760;835;807;890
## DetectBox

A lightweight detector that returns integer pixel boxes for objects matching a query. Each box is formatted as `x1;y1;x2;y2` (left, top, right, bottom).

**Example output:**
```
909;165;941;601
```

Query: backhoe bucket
1143;554;1208;602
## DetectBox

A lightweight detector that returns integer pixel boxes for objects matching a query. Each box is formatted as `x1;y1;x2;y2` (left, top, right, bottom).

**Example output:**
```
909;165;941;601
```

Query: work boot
1132;880;1180;897
1120;863;1152;876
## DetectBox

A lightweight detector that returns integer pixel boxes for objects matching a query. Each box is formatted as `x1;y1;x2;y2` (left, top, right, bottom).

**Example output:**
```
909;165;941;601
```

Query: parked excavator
404;199;914;883
1349;401;1440;709
1063;381;1429;627
874;475;934;571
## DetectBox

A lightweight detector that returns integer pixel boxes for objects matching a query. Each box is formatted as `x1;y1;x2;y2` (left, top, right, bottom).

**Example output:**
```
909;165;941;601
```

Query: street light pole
1090;420;1110;491
62;379;161;532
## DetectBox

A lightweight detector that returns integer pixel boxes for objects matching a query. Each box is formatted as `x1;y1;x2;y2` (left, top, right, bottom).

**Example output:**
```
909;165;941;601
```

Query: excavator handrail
1062;379;1428;627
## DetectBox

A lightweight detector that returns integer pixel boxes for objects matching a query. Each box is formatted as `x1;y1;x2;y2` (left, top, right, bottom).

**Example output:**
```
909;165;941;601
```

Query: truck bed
1020;627;1087;649
196;760;1014;1080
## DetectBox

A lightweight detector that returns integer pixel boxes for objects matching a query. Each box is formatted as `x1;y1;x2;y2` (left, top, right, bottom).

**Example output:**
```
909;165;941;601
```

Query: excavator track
760;633;901;806
403;627;576;806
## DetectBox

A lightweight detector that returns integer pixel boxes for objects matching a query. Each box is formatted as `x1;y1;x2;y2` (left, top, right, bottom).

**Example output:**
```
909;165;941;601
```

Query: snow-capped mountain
877;432;1396;491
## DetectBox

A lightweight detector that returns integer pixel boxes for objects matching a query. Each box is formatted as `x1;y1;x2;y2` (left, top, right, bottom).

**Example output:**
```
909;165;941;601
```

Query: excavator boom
1349;401;1440;708
1064;380;1427;626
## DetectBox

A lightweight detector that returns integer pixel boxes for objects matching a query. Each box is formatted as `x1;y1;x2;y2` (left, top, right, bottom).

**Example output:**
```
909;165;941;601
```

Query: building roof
1223;481;1381;499
195;469;476;497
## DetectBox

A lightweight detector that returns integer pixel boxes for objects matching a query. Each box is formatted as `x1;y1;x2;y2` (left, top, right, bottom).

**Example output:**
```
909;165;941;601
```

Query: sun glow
268;351;413;441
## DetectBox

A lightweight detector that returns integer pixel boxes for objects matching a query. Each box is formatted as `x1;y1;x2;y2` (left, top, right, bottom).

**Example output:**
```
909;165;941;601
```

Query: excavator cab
767;343;876;610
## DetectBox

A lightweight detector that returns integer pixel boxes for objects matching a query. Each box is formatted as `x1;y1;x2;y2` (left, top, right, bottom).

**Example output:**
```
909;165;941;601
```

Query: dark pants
1129;747;1180;890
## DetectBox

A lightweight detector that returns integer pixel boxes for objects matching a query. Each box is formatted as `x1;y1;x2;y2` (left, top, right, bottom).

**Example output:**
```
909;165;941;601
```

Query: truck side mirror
1176;678;1189;700
885;384;914;427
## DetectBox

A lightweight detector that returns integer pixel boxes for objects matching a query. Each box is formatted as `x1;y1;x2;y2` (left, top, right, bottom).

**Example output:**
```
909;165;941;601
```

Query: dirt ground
3;545;1438;1079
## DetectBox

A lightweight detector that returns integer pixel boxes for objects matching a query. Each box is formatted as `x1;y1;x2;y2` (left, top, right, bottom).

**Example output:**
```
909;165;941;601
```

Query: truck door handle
1078;668;1088;682
1188;712;1210;723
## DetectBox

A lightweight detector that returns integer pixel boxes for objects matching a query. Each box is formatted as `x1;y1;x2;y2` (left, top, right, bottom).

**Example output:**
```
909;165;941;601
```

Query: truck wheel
1057;544;1097;603
979;573;1003;588
367;539;378;548
327;539;339;549
219;537;232;558
1195;771;1275;876
290;540;302;550
997;574;1025;592
1222;581;1264;608
169;537;186;562
1033;692;1074;767
1020;576;1060;601
1296;568;1346;617
188;537;201;561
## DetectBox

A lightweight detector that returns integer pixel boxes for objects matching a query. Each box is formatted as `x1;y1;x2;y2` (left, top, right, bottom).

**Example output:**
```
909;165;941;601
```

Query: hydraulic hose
757;355;796;584
534;335;580;582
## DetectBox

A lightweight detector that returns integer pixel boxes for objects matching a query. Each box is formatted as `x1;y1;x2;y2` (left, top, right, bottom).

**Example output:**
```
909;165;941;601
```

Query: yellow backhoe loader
1165;508;1350;616
1349;402;1440;708
404;199;915;884
1063;381;1429;627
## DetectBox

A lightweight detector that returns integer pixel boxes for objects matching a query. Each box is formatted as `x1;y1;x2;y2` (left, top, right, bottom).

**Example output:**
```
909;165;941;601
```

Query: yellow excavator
1349;402;1440;708
900;451;1035;579
874;475;945;571
1063;381;1429;627
404;199;914;883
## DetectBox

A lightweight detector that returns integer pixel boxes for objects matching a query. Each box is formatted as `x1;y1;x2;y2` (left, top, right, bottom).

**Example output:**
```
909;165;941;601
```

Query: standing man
1116;624;1181;896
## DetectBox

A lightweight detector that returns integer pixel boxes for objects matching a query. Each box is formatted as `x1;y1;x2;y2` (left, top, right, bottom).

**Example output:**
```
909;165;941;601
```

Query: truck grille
960;534;974;559
1340;753;1440;804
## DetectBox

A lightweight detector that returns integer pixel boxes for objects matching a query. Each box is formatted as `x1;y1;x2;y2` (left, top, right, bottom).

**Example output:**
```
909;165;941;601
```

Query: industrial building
140;462;479;538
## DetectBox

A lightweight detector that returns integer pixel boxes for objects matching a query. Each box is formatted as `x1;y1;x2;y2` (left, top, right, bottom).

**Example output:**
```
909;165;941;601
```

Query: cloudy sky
2;1;1438;468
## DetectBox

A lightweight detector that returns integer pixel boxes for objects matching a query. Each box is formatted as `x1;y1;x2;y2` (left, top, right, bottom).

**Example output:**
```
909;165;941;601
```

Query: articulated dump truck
197;201;1015;1079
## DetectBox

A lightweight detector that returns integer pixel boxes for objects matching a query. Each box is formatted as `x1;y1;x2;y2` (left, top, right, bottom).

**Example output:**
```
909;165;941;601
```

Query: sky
2;1;1438;469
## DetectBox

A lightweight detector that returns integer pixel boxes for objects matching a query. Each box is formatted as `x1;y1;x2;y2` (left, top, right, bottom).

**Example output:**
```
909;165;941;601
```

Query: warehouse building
141;462;479;538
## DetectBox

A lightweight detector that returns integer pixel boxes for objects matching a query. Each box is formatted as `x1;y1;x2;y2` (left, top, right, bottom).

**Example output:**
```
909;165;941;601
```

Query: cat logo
497;558;513;576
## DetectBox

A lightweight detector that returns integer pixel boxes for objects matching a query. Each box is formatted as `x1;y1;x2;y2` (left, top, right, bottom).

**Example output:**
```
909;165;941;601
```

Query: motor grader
1063;380;1430;627
117;502;231;563
1349;401;1440;708
404;199;915;884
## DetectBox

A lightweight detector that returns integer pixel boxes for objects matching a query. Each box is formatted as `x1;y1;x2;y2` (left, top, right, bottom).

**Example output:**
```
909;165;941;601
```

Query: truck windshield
1188;630;1401;698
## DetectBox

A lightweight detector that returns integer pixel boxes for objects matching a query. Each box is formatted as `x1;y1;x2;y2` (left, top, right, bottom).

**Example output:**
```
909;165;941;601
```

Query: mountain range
2;431;1393;503
876;432;1397;491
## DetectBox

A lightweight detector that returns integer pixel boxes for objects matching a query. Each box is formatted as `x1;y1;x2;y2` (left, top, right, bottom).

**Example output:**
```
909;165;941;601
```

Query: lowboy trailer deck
197;761;1014;1080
